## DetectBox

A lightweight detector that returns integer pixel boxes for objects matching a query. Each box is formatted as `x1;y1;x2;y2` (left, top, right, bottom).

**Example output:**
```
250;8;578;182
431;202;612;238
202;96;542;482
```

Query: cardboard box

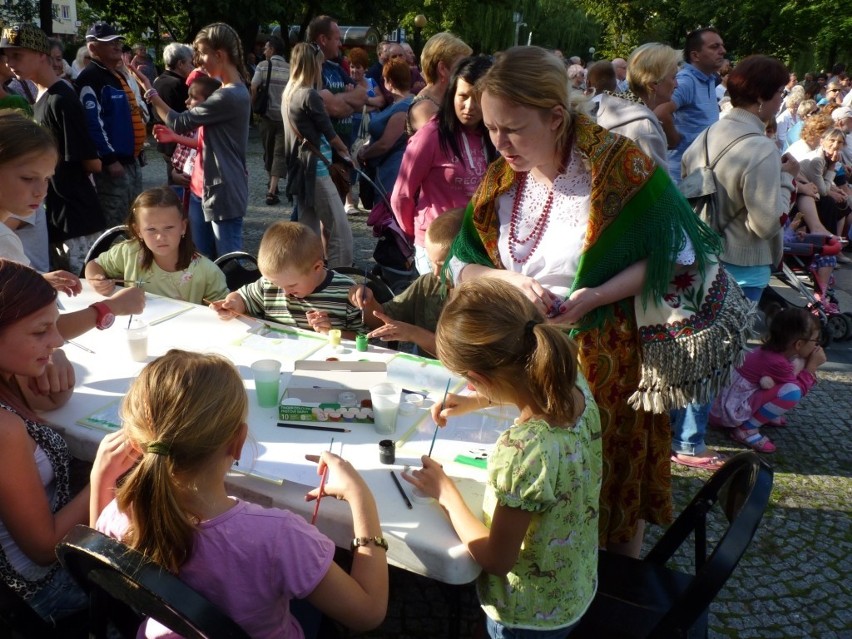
279;360;388;423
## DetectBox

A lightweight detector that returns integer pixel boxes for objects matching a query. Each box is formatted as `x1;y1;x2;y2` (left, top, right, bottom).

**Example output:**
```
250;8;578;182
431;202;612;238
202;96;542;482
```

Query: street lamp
413;14;427;63
514;21;527;47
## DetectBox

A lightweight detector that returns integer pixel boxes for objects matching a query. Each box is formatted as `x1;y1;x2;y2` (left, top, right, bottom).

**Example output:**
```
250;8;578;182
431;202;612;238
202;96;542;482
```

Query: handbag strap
703;129;760;170
263;58;273;91
287;117;332;168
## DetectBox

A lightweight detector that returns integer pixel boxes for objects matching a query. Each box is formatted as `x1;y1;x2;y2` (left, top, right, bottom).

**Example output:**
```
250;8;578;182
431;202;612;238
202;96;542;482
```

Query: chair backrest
80;226;130;276
646;452;774;637
56;526;251;639
333;266;396;304
214;251;261;292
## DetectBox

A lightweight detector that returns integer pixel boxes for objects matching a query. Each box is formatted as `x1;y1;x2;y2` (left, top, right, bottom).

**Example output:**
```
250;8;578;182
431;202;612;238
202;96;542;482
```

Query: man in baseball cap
77;20;147;227
85;22;123;43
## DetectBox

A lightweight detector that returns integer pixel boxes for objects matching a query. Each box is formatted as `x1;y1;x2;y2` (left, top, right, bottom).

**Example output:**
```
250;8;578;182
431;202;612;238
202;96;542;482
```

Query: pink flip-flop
670;452;727;471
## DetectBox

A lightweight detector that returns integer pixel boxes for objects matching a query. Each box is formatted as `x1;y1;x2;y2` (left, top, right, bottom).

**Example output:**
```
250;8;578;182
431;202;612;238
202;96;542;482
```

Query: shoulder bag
252;61;273;116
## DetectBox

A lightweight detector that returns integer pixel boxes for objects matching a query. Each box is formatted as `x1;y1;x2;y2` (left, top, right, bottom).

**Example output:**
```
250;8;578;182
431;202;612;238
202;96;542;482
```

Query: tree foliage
77;0;851;74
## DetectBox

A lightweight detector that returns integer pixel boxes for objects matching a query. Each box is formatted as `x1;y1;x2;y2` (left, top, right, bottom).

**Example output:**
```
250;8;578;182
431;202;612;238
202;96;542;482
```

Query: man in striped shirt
212;222;363;337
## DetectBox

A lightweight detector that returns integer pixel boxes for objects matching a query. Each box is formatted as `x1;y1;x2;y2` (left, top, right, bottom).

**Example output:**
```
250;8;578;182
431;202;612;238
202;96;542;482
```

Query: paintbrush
311;437;335;525
428;378;453;458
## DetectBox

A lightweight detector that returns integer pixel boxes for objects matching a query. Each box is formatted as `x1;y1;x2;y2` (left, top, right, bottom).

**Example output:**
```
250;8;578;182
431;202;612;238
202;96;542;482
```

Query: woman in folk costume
446;46;750;557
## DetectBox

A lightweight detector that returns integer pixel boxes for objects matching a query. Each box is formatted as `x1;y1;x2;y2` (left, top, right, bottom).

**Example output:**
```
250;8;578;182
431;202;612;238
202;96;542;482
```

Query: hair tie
525;320;541;335
146;441;171;456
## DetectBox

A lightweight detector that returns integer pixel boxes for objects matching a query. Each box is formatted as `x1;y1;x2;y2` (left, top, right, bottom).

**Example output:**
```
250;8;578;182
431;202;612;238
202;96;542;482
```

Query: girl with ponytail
403;278;602;638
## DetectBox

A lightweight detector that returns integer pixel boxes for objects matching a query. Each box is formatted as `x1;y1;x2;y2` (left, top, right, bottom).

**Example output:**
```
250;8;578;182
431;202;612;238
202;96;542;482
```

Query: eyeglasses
308;42;321;55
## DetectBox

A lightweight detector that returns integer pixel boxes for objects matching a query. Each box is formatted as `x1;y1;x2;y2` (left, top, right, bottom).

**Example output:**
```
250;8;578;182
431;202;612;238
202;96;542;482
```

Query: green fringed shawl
449;115;752;412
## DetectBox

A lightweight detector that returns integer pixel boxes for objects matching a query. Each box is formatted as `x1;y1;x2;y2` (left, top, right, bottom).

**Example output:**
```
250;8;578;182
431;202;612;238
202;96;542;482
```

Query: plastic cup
328;329;342;347
251;359;282;408
370;383;401;434
126;318;148;362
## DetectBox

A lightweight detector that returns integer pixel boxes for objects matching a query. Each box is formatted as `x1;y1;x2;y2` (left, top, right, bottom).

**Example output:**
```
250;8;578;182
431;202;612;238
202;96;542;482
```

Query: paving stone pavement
140;130;852;639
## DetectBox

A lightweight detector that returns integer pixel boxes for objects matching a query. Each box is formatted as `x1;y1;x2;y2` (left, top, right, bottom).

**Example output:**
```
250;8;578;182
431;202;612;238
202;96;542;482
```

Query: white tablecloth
47;286;517;584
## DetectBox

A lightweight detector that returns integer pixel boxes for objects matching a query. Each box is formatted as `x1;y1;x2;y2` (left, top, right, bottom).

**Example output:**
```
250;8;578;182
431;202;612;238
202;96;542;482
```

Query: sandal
729;428;776;453
265;193;280;205
670;452;727;471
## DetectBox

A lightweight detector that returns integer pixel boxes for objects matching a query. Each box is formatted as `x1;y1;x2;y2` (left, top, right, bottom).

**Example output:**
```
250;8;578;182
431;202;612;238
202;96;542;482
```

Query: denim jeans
211;216;244;256
188;192;216;259
486;616;579;639
740;286;765;303
28;567;87;623
670;401;712;455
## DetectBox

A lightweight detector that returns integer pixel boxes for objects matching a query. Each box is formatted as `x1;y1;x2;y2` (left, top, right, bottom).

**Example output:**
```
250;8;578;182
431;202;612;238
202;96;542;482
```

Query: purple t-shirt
97;498;335;639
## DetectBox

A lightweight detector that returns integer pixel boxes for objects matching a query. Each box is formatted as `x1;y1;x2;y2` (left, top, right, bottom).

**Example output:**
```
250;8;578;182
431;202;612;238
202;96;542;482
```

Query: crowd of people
0;14;843;639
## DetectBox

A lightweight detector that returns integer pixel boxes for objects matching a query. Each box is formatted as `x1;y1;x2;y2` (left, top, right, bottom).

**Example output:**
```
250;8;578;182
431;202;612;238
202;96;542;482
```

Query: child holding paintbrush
403;279;602;638
94;349;388;638
212;222;364;337
85;187;228;304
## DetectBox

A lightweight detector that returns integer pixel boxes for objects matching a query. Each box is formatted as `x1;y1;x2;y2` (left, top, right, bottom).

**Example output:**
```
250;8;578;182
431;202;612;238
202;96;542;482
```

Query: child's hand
759;376;775;390
367;310;416;343
304;451;369;503
349;283;375;308
108;287;146;315
153;124;177;144
91;429;139;489
402;456;456;503
87;275;117;296
43;270;82;296
431;392;483;426
210;294;246;320
306;310;331;334
806;344;827;370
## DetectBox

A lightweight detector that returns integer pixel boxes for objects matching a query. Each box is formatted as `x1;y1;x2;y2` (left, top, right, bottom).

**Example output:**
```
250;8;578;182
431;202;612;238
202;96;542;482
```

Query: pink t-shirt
391;117;490;246
96;498;335;639
189;126;205;198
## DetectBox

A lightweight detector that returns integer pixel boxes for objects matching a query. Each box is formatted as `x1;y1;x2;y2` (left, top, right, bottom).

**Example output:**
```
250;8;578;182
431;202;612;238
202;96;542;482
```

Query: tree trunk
39;0;53;36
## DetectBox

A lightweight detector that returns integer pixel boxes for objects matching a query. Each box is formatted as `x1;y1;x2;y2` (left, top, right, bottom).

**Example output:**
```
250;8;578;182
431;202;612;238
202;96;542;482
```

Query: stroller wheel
825;313;850;342
842;313;852;341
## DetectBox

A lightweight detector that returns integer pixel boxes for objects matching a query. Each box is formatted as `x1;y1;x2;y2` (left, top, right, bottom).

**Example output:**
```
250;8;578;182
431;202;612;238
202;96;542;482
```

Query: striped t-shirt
238;270;363;332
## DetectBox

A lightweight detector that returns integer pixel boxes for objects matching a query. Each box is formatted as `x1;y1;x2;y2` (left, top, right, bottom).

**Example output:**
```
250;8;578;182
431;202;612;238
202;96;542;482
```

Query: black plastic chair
80;226;130;277
214;251;261;292
0;578;87;638
56;526;251;639
333;266;396;304
572;452;774;639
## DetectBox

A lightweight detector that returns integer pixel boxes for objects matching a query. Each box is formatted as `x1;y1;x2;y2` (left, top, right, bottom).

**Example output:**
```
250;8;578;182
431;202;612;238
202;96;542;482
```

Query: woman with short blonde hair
406;32;471;134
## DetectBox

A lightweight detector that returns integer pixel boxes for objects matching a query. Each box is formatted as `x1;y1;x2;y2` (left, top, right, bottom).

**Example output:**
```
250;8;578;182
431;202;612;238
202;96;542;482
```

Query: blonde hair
425;208;464;255
477;46;573;163
436;279;581;425
626;43;682;96
822;127;846;145
284;42;324;106
257;221;323;275
797;99;817;119
117;350;248;573
419;32;471;85
193;22;249;82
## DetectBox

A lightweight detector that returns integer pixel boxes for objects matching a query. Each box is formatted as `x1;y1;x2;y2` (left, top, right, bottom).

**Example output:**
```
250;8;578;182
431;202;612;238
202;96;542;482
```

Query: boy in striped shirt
212;222;363;336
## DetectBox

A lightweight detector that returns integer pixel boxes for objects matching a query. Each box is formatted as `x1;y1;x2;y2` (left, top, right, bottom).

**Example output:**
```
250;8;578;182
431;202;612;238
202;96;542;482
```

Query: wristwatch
351;536;389;552
89;302;115;330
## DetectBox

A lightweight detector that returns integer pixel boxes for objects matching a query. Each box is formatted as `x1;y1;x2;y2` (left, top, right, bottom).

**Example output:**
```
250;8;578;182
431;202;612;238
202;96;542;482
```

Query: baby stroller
760;233;852;345
353;163;417;295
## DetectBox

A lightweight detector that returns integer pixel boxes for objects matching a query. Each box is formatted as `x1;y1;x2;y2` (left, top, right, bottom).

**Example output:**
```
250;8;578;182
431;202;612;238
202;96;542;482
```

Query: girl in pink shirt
711;307;827;452
392;56;497;274
94;350;388;638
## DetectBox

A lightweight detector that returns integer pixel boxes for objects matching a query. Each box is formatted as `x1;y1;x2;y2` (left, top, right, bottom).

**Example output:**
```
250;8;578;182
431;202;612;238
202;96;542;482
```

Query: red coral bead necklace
508;171;555;265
